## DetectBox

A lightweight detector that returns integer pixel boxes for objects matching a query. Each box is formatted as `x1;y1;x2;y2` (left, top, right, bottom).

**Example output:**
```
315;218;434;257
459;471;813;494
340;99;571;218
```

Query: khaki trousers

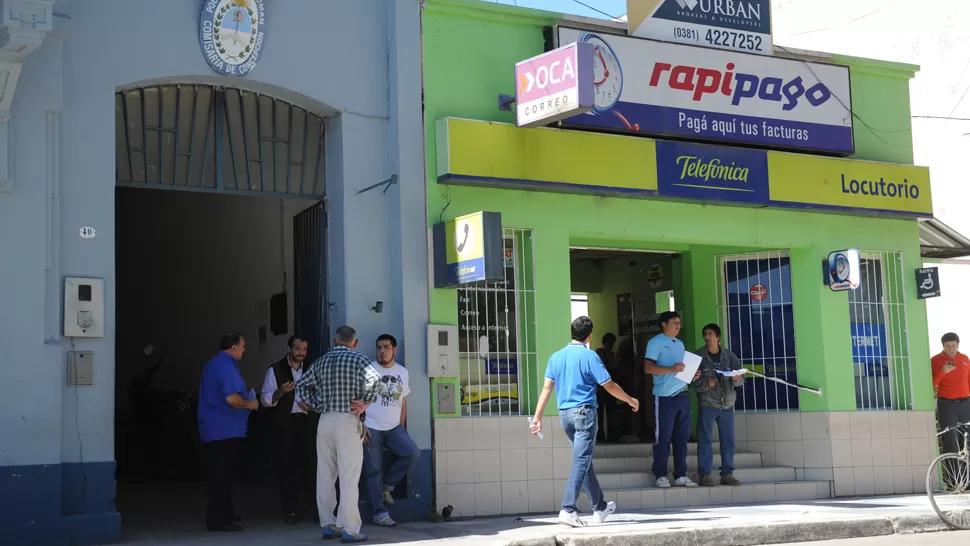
316;412;363;534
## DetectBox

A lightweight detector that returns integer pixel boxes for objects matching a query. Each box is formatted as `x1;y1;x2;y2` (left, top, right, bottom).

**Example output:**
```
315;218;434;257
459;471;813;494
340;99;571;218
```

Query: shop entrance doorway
569;248;687;445
113;83;329;533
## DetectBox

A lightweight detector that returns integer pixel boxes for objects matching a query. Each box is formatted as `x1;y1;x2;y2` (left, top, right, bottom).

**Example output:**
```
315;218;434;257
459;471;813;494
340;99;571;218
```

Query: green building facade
423;0;941;516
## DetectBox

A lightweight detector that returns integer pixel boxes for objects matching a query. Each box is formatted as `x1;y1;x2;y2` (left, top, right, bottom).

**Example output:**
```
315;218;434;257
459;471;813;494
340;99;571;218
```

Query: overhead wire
570;0;622;21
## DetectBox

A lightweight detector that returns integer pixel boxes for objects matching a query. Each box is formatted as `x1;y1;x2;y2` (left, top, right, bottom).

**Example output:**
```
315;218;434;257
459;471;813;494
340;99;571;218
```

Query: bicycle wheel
926;452;970;529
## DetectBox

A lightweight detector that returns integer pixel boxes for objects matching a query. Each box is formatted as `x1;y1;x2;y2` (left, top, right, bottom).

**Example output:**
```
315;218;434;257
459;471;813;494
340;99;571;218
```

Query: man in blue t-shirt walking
645;311;700;489
531;316;639;527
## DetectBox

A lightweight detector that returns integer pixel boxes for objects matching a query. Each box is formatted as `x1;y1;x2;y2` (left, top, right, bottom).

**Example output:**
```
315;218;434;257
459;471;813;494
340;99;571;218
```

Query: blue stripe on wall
1;462;120;546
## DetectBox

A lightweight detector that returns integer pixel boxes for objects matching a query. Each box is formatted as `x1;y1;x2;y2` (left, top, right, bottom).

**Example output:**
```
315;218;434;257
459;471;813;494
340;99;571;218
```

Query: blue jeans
363;425;421;517
697;405;736;477
653;394;691;479
559;407;607;514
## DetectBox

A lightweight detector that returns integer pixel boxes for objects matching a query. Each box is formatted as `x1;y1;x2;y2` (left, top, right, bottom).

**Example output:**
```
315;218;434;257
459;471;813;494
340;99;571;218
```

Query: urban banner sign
915;267;941;299
515;42;595;128
433;211;505;288
627;0;773;55
555;27;853;155
200;0;266;77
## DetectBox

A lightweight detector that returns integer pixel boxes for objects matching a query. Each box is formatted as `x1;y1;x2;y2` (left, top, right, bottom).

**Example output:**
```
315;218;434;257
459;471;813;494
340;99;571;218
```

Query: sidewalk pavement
111;495;969;546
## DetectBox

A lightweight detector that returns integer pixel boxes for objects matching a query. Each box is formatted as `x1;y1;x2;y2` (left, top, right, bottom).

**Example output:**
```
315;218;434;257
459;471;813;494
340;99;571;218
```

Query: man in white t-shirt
362;334;420;527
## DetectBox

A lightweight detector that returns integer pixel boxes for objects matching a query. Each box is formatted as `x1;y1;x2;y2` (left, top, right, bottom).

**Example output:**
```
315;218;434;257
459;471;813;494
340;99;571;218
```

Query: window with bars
456;228;537;417
849;250;913;411
716;250;800;412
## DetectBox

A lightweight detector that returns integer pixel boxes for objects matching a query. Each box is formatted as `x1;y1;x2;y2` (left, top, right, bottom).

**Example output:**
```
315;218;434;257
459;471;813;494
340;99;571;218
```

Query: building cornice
0;0;56;192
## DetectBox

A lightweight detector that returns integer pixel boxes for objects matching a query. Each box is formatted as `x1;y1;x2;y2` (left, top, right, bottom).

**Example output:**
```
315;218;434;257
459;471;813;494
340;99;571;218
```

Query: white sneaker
557;510;587;527
593;501;616;523
674;476;698;487
656;477;671;488
373;513;396;527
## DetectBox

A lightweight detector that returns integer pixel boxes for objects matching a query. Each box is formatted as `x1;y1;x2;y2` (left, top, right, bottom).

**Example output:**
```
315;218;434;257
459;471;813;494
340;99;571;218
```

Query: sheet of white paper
716;369;748;378
674;352;703;384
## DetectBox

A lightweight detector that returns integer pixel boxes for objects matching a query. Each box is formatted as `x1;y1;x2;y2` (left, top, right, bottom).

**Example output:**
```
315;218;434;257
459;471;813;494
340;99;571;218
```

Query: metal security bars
849;250;914;411
456;228;538;417
115;84;325;197
716;250;800;413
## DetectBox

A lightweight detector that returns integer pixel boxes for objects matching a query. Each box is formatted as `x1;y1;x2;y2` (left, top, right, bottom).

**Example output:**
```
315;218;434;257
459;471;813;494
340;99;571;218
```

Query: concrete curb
504;511;970;546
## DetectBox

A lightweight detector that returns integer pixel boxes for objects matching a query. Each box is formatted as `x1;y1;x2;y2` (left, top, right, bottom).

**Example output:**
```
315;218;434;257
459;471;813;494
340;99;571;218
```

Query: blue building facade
0;1;430;544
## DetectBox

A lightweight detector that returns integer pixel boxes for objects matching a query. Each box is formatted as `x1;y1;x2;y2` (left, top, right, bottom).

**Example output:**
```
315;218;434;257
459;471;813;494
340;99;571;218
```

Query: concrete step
596;466;797;489
594;442;720;458
565;480;833;512
592;452;763;474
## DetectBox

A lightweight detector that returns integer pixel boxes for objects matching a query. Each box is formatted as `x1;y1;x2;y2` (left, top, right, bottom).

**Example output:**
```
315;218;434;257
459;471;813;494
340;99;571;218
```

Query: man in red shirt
931;332;970;455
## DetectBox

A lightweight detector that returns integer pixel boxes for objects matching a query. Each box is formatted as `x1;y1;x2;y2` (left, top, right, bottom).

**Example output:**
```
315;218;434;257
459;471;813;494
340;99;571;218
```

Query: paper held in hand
674;352;703;384
527;417;544;440
716;369;748;378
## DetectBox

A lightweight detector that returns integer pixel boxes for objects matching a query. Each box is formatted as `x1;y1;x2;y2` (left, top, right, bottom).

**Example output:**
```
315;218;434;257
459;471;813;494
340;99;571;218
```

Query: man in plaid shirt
297;326;381;543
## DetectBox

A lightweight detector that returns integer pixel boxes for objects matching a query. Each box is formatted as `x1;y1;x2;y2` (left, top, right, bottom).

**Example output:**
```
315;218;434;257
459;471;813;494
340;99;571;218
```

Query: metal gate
716;250;800;412
115;84;325;197
294;202;328;362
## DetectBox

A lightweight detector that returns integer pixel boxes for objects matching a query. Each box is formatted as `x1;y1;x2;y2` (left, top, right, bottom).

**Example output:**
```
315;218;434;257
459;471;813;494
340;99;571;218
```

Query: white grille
456;228;537;417
716;250;800;413
850;250;914;411
115;84;325;197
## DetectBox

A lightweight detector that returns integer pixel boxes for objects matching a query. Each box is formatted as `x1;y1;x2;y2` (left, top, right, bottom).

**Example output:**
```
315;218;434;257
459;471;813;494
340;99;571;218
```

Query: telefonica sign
627;0;773;55
514;42;595;128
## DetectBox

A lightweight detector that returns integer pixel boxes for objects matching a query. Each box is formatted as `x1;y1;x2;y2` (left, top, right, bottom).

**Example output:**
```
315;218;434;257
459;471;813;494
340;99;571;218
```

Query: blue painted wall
0;1;429;544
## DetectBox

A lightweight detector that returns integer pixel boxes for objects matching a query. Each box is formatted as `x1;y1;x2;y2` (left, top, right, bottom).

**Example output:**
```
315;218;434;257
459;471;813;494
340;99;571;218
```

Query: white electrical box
427;324;458;378
64;277;104;338
67;351;94;386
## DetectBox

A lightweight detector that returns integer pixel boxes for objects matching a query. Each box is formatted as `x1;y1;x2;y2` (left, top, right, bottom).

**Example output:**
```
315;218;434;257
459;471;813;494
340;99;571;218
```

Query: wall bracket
498;93;515;112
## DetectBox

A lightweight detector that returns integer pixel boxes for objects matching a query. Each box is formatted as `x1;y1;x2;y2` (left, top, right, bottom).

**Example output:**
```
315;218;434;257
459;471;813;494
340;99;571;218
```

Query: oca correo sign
200;0;266;77
515;42;595;128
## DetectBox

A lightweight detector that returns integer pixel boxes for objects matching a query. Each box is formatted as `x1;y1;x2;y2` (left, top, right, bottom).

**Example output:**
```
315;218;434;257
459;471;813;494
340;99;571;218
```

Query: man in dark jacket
692;323;745;486
260;334;317;524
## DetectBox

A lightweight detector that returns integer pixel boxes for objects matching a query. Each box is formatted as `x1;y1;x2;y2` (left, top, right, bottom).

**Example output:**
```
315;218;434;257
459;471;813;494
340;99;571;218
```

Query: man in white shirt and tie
260;334;317;524
362;334;421;527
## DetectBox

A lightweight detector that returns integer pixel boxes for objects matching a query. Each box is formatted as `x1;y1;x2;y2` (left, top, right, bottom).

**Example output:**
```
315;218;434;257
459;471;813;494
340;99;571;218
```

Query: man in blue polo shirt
198;332;259;532
645;311;699;489
531;316;639;527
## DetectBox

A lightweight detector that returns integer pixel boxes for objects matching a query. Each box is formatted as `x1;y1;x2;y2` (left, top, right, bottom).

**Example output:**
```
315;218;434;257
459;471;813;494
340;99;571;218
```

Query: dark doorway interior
569;248;686;445
113;187;321;532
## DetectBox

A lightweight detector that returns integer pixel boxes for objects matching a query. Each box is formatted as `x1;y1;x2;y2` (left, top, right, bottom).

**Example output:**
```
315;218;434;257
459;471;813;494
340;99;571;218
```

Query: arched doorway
113;83;330;532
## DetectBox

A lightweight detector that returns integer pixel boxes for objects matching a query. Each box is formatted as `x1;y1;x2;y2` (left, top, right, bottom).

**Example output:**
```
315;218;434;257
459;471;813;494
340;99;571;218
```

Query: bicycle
926;420;970;529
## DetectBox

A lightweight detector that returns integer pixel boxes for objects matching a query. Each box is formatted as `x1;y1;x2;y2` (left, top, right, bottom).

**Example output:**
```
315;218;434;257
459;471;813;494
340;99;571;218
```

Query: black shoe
208;523;243;532
284;513;300;525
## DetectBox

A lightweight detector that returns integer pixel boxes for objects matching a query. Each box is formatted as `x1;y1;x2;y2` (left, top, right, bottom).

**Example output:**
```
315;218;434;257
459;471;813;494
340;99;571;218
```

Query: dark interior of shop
569;248;688;445
113;187;318;534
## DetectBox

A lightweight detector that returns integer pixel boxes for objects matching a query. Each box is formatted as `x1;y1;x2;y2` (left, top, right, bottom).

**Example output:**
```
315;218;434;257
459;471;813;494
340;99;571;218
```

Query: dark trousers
653;394;691;480
938;397;970;455
275;413;317;516
204;437;242;529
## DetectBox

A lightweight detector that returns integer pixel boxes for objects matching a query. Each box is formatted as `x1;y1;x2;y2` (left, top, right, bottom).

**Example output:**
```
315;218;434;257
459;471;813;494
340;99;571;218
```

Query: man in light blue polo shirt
645;311;700;489
531;316;639;527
